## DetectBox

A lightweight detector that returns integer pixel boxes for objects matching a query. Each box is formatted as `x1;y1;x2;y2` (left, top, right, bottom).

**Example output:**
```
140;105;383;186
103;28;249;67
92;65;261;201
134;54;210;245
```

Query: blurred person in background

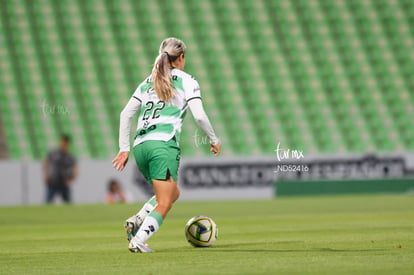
106;179;126;204
43;134;77;204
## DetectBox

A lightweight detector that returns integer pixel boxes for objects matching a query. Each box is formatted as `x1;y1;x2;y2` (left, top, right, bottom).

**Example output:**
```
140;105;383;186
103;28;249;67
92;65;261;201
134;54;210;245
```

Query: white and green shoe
124;215;143;242
128;237;154;253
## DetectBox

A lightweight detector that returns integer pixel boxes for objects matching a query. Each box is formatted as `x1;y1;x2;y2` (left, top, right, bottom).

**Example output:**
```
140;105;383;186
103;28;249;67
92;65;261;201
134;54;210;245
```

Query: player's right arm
113;89;142;171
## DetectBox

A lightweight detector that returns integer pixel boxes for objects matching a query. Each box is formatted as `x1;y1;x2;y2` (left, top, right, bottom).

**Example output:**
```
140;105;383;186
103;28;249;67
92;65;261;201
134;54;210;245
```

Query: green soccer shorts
133;138;181;184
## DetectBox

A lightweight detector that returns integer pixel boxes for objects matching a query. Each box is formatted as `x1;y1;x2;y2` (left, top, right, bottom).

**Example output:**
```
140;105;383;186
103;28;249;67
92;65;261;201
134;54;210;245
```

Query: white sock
134;196;157;226
135;210;164;244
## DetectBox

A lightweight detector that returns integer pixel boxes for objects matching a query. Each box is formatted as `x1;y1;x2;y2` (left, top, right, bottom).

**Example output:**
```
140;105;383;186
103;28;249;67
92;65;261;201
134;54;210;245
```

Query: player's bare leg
124;195;157;242
128;177;179;253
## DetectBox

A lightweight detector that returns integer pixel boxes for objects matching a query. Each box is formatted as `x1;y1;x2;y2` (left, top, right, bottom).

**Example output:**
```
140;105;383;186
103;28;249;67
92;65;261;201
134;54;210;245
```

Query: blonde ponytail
151;37;186;102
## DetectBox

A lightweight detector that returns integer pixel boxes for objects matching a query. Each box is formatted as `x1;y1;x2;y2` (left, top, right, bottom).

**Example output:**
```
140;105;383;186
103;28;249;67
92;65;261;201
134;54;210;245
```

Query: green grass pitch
0;194;413;274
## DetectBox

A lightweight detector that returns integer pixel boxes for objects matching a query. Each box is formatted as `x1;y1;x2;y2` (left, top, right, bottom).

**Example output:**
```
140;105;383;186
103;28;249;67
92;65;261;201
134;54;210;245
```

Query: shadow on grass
162;241;387;254
207;248;388;253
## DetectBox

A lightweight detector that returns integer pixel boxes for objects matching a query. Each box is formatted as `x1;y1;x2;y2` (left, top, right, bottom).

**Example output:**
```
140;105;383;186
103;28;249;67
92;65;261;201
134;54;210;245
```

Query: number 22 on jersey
142;100;165;128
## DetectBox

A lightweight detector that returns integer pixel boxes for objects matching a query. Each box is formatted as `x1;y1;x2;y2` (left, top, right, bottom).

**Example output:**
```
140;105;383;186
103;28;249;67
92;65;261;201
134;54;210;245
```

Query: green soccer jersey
132;68;201;147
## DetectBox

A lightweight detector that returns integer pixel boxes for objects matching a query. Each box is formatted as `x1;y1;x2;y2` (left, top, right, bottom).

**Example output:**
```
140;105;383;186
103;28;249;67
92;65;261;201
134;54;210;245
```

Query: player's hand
112;151;129;171
210;143;221;156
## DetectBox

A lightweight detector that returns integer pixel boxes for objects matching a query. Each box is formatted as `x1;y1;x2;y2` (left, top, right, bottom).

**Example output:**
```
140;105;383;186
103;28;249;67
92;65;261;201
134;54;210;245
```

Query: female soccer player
112;37;221;253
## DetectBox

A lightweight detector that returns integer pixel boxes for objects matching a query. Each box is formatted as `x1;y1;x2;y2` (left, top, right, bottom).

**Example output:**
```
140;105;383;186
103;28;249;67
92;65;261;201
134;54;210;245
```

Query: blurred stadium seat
0;0;413;159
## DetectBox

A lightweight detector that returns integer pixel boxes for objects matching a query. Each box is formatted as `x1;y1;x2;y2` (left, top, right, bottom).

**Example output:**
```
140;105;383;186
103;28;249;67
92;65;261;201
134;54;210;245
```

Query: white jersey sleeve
187;98;219;145
183;78;219;145
184;77;202;102
118;88;142;152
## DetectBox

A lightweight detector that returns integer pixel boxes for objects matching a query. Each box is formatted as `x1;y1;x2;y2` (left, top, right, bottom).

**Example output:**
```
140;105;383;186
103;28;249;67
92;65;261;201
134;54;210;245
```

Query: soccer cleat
124;215;143;242
124;221;136;242
128;238;154;253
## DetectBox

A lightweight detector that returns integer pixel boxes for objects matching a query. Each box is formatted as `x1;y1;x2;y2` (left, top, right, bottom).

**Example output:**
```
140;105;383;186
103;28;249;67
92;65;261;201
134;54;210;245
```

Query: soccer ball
185;216;218;247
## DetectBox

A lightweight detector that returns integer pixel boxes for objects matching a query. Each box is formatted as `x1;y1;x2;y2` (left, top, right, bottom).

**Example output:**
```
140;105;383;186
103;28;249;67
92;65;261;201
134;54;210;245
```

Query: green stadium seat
1;0;414;158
